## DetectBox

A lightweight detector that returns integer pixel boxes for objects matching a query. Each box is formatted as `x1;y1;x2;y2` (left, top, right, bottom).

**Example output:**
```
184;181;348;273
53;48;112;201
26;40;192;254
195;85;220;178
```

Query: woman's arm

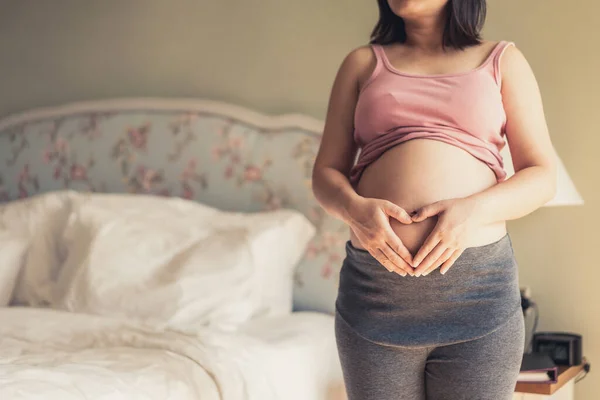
466;45;557;224
312;47;415;275
410;45;557;276
311;48;366;226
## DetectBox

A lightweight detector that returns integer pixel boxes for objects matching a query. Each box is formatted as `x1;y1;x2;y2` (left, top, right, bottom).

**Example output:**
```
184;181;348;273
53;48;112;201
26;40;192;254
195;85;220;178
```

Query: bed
0;98;349;400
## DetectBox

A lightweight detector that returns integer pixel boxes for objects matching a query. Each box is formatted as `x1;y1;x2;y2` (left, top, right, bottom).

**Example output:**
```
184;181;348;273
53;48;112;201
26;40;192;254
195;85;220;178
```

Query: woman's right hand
347;196;415;276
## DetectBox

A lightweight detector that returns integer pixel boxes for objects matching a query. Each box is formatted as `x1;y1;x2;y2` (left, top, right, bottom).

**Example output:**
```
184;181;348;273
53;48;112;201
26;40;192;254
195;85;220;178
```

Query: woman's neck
402;11;446;52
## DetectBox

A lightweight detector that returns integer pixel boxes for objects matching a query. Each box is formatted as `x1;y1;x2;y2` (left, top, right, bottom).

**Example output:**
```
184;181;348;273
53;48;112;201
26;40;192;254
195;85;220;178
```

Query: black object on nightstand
532;332;583;366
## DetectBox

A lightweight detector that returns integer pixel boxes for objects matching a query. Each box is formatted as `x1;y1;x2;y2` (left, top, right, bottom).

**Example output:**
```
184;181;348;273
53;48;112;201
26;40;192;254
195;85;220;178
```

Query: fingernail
415;272;421;277
423;271;430;276
441;270;446;275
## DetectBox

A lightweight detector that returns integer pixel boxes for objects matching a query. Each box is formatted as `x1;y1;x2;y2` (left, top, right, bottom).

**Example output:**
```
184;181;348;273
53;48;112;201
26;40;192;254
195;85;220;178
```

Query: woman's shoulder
483;39;526;67
342;45;377;67
480;39;520;54
488;40;536;87
480;39;513;46
336;45;379;83
477;40;523;70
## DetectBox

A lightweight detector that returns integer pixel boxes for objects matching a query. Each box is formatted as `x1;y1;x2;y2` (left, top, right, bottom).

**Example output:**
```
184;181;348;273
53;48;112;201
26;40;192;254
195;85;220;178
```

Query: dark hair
370;0;486;49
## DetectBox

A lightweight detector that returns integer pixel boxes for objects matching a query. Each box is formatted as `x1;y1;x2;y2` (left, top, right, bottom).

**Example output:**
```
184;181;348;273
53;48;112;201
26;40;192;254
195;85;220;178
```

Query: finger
382;202;412;224
413;231;441;268
440;249;464;275
368;247;393;272
381;245;414;276
421;247;454;276
383;226;414;265
411;201;444;223
377;248;408;277
415;241;448;277
367;247;396;273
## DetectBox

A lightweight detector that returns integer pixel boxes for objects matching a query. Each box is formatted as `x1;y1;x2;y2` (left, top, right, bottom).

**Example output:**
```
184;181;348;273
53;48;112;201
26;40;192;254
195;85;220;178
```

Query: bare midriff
349;138;507;256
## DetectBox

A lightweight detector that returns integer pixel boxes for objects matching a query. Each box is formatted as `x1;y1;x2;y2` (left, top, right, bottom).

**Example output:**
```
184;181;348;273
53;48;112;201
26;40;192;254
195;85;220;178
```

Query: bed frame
0;98;348;314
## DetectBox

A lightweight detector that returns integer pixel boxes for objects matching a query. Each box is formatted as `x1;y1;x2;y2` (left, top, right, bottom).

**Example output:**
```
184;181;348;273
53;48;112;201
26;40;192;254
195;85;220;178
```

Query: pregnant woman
312;0;556;399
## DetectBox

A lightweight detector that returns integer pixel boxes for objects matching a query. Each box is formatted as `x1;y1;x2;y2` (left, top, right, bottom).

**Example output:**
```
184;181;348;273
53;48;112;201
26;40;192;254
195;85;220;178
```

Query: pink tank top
350;41;515;187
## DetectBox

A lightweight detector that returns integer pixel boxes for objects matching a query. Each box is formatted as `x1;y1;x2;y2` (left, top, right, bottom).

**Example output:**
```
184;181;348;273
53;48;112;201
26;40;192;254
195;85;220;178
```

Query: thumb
382;201;412;224
411;201;445;222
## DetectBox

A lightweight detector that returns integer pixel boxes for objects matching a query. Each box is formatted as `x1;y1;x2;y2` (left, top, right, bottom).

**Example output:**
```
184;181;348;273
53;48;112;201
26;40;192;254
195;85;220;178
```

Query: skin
311;0;556;277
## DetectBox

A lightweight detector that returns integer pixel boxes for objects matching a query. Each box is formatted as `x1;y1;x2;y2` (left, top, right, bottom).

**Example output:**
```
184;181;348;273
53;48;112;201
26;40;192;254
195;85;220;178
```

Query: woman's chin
388;0;447;20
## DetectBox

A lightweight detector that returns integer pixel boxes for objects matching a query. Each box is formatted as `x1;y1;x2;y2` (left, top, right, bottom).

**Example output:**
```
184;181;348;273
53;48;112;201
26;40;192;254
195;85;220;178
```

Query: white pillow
191;202;316;317
0;232;29;306
52;193;315;330
213;209;316;316
0;190;79;306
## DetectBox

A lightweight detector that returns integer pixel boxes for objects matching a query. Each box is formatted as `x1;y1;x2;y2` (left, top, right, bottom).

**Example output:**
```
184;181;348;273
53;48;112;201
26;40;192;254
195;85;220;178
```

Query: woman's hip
335;233;522;347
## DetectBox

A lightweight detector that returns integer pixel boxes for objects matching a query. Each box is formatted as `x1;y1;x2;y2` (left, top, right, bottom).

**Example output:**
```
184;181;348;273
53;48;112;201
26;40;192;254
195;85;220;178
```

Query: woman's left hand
410;197;483;277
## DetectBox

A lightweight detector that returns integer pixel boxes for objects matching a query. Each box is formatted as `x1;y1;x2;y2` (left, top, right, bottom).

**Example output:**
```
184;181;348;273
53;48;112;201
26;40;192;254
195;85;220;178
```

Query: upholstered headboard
0;98;348;314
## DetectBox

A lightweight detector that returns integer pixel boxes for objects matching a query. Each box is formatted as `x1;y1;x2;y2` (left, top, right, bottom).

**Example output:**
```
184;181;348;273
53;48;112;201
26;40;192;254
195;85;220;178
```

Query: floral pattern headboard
0;98;349;314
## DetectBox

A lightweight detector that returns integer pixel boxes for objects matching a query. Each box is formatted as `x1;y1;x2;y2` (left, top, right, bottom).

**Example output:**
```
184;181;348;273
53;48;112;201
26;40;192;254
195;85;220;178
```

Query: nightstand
513;359;587;400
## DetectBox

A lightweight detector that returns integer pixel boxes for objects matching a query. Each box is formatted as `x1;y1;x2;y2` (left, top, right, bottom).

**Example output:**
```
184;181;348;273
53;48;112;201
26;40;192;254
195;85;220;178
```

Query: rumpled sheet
0;307;341;400
0;307;278;400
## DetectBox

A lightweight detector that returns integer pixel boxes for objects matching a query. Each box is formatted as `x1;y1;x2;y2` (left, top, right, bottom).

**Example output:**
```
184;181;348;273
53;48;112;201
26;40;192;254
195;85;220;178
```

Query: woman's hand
410;197;483;277
347;197;415;276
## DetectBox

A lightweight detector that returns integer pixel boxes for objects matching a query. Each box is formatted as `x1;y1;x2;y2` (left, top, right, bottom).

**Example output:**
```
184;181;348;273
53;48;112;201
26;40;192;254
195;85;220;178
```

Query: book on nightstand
518;353;558;383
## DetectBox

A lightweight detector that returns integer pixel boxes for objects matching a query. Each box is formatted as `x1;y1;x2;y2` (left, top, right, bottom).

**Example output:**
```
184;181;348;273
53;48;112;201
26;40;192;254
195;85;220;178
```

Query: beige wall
0;0;597;398
0;0;375;119
485;2;598;399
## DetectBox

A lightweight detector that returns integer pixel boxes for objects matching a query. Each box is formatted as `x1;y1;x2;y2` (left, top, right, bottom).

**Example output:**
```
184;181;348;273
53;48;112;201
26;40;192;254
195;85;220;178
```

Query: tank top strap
359;44;386;92
370;44;385;60
489;41;516;86
370;44;386;75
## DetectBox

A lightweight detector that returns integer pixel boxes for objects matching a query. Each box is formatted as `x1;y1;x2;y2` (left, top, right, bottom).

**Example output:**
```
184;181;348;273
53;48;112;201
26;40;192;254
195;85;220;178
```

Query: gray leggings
335;307;525;400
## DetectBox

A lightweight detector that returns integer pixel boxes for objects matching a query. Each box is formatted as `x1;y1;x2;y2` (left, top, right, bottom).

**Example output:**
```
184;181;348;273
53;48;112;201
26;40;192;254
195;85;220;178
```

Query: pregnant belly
349;139;507;255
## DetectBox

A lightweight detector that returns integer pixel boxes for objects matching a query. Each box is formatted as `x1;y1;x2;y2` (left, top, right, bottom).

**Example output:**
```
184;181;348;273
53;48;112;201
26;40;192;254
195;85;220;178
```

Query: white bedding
0;307;341;400
0;192;341;399
1;191;315;329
